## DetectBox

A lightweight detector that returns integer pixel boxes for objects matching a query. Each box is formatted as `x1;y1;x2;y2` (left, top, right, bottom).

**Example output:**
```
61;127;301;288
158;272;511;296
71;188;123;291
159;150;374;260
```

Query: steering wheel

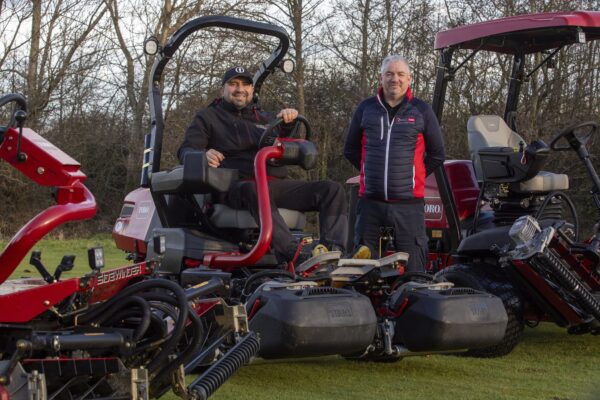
258;114;312;148
549;121;598;152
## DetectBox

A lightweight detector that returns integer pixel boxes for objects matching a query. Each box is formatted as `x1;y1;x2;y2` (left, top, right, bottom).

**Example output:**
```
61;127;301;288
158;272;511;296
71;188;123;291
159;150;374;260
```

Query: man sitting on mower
178;66;348;265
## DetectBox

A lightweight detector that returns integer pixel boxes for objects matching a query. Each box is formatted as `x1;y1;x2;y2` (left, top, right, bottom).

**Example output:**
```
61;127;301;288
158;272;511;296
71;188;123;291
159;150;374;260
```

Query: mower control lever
29;251;55;283
54;255;75;281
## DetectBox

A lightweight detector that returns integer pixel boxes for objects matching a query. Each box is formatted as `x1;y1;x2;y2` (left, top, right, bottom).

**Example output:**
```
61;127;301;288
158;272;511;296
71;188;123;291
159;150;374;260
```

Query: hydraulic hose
188;332;260;400
534;191;579;241
79;279;186;324
80;280;188;375
241;270;295;301
151;305;205;395
137;291;188;374
129;313;170;355
94;295;151;341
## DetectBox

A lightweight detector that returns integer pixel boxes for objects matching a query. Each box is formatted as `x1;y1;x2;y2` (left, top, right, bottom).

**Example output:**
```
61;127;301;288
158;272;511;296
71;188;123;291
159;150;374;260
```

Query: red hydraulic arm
0;126;97;284
202;143;284;268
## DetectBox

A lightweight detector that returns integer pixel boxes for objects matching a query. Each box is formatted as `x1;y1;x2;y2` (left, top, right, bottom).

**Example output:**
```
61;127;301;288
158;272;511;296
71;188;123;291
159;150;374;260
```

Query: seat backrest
467;115;525;181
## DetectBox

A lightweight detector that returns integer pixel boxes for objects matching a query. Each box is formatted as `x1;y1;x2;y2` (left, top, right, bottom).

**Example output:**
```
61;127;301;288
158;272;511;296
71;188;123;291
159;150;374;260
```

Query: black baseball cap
222;66;253;85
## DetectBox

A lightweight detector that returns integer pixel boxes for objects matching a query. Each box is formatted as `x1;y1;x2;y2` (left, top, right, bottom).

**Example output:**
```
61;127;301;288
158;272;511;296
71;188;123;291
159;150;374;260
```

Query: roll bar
141;16;290;186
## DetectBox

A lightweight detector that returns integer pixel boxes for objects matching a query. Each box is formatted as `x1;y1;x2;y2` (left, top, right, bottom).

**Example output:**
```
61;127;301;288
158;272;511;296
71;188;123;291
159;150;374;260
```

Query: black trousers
354;197;428;272
225;179;348;262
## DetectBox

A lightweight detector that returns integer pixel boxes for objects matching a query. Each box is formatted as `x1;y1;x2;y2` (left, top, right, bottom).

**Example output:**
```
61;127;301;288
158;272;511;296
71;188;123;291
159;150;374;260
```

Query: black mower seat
210;204;306;230
467;115;568;193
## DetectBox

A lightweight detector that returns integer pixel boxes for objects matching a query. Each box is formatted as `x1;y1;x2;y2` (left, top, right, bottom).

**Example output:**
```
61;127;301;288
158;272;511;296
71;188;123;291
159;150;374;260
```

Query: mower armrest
150;151;238;194
478;141;548;183
276;140;318;170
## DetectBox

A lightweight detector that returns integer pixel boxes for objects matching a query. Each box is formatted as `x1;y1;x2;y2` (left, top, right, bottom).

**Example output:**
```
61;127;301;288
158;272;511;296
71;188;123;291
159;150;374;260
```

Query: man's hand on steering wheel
276;108;299;124
258;113;312;149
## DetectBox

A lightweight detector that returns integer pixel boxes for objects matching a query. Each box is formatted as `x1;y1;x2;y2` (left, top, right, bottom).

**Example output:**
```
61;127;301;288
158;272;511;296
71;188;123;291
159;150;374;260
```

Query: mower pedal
330;265;376;280
337;252;408;268
377;252;409;267
296;251;342;273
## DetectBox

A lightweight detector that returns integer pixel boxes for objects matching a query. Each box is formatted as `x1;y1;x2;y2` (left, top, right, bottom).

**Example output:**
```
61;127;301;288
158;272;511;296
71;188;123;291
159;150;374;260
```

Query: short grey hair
380;55;411;75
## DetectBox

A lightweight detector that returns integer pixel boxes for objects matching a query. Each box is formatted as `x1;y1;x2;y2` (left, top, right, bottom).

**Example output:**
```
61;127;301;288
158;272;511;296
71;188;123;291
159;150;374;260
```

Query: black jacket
344;88;445;201
178;99;288;178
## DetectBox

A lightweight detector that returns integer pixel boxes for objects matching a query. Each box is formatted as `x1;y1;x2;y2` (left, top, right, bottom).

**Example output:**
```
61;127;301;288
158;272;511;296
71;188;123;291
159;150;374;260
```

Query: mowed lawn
2;236;599;400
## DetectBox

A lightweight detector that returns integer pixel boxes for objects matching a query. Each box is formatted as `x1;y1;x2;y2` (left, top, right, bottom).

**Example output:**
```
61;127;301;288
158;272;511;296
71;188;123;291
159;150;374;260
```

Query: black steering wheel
550;121;598;152
258;114;312;148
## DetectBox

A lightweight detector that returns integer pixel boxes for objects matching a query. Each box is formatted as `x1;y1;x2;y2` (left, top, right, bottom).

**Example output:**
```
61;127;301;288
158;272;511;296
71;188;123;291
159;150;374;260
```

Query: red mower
114;16;508;362
412;11;600;356
0;93;257;400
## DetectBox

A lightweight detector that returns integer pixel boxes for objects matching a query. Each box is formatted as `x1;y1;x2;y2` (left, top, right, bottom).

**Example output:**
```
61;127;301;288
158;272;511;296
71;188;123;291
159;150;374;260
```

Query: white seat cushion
512;171;569;193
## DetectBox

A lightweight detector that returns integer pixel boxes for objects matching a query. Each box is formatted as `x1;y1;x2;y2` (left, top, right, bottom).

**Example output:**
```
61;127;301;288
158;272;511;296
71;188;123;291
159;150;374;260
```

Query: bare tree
24;1;108;127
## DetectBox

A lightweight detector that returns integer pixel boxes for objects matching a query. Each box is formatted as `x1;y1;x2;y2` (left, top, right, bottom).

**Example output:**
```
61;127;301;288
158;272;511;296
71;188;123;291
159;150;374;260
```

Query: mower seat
467;115;568;193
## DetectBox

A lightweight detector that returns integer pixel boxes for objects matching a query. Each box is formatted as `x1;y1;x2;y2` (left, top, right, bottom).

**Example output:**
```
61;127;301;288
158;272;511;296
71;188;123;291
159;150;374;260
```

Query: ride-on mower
0;94;257;400
113;16;508;362
412;10;600;356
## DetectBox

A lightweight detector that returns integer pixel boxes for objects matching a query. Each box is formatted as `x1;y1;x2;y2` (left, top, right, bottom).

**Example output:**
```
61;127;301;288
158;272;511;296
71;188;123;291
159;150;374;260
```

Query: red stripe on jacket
413;133;426;198
359;130;367;197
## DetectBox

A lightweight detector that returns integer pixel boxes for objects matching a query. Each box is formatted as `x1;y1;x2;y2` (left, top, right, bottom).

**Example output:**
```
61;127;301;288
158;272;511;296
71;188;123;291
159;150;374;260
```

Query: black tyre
435;263;524;357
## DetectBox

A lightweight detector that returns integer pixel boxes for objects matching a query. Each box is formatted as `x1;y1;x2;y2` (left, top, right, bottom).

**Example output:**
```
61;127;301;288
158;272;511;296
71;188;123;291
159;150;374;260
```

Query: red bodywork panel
425;160;479;229
112;187;155;256
0;127;96;285
86;262;150;303
0;262;151;323
0;278;80;323
435;11;600;53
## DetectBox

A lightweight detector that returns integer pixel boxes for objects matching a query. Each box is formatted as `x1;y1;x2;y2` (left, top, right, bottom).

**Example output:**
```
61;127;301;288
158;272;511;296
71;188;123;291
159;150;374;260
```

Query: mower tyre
435;262;524;357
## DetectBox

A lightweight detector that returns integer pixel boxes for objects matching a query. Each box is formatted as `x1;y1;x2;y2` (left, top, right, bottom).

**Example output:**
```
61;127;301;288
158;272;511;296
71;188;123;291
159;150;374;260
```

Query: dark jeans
354;197;428;272
225;179;348;262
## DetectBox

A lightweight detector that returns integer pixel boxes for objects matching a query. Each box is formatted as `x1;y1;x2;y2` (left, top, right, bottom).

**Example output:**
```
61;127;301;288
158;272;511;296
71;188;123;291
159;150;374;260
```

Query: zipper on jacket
377;95;394;201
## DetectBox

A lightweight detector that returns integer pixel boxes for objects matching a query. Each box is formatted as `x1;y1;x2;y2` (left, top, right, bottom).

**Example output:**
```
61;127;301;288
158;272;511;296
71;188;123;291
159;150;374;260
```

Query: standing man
344;55;445;272
178;66;348;265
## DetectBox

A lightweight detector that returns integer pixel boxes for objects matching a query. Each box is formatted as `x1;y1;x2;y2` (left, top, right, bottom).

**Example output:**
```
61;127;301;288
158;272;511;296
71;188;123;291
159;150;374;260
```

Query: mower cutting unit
113;15;508;363
0;94;256;400
412;11;600;356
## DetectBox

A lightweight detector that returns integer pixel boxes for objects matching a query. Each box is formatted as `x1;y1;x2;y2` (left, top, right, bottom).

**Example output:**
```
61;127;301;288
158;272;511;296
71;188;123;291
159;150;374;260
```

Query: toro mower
0;93;257;400
413;10;600;356
113;15;508;362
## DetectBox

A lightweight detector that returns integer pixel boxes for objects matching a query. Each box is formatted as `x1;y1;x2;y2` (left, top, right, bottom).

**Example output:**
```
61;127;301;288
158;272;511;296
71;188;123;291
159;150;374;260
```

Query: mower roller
0;93;256;399
113;15;509;363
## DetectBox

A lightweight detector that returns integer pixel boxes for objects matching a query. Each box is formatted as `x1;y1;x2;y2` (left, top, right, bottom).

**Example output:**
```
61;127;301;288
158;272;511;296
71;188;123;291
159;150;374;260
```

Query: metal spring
189;332;260;400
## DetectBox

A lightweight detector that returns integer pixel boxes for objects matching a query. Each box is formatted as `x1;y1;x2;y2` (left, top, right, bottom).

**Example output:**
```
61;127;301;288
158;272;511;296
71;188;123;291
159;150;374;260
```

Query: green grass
1;234;131;280
201;324;599;400
2;236;599;399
